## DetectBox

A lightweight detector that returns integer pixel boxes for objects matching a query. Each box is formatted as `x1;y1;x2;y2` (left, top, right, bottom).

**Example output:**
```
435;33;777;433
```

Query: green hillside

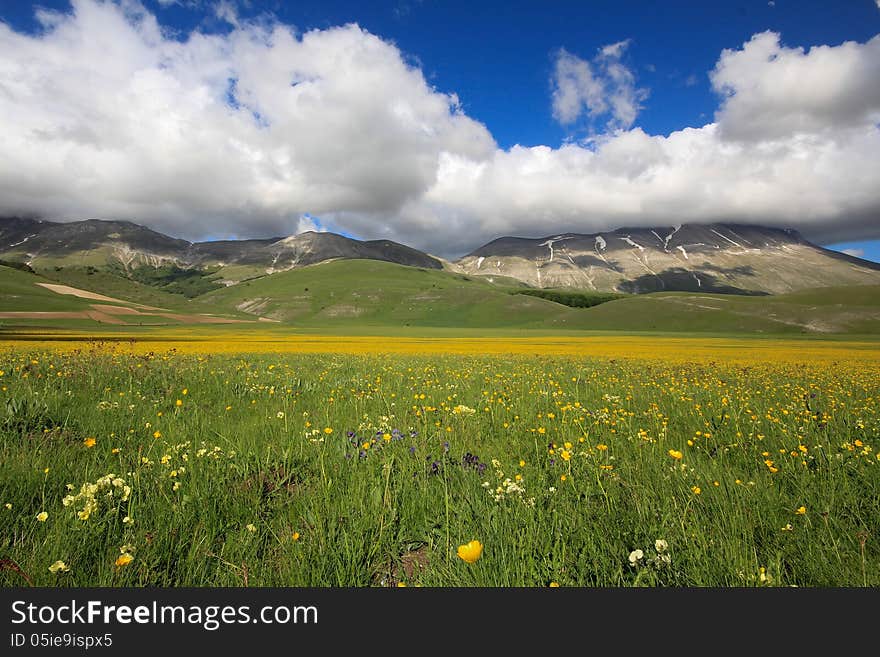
0;265;93;312
548;285;880;334
33;266;215;312
199;259;567;328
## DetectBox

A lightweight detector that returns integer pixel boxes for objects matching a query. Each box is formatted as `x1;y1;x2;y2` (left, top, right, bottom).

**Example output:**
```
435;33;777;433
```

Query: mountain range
2;216;878;296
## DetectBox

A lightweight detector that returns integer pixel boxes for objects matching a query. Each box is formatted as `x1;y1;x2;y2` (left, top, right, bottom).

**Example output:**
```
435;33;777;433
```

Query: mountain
2;217;879;296
0;217;443;278
454;223;880;294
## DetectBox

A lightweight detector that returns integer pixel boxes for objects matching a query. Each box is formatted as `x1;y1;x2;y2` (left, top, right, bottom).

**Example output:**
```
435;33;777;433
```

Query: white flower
628;549;644;565
655;539;668;553
246;523;257;532
276;411;285;419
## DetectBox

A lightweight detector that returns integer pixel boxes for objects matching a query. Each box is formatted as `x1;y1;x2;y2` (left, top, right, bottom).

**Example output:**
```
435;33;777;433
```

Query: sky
0;0;878;261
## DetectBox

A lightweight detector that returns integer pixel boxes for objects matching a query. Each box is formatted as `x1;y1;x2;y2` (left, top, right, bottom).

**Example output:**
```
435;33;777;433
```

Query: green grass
199;259;565;328
33;267;208;311
0;266;93;312
545;285;880;334
5;258;880;336
0;346;877;586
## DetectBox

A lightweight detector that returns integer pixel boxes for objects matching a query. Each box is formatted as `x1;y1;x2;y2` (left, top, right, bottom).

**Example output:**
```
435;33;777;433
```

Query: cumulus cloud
711;31;880;141
0;1;878;258
0;0;494;241
551;41;647;131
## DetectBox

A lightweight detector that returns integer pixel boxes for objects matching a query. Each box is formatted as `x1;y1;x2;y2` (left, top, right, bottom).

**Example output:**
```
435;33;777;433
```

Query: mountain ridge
1;216;879;295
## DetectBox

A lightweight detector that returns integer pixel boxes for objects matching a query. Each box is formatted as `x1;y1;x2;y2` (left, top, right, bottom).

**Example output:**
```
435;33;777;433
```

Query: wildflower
276;411;284;419
153;431;161;439
122;516;133;525
3;503;10;510
36;512;48;522
519;460;525;467
324;427;333;435
628;549;644;565
795;506;806;515
655;539;668;553
668;449;682;460
292;532;301;541
246;524;257;532
691;486;702;495
549;582;560;587
48;560;70;574
83;437;96;448
781;524;794;532
115;553;134;567
596;444;608;451
560;449;571;461
397;582;407;587
457;540;483;564
176;399;183;407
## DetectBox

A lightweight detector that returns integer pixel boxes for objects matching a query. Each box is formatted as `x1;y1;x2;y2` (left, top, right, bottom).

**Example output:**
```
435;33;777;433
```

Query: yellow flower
83;437;96;448
397;582;407;587
292;532;301;541
115;553;134;567
111;448;121;454
182;388;188;395
549;582;560;587
175;399;182;407
519;459;525;467
153;431;161;439
795;506;806;515
324;427;333;435
691;486;702;495
246;523;257;532
596;444;608;451
668;449;682;460
36;511;48;522
560;449;571;461
560;474;567;481
456;540;483;563
48;560;70;574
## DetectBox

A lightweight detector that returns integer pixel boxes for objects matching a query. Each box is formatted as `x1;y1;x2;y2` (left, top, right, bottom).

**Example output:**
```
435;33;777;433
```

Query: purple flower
409;446;416;455
358;450;367;460
443;441;450;453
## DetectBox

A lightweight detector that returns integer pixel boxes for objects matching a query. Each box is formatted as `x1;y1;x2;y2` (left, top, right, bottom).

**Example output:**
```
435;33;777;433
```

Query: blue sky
0;0;878;260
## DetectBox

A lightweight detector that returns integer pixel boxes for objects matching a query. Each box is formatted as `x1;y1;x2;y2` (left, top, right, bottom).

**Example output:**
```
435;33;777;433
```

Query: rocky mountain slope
0;217;442;275
455;224;880;294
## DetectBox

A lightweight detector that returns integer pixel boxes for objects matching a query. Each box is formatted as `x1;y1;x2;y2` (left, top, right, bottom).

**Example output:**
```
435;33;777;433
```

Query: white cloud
0;0;494;242
0;2;878;258
841;248;864;257
710;31;880;141
551;41;647;131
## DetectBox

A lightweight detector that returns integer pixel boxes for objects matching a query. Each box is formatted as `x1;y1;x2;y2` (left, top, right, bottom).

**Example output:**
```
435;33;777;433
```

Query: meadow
1;334;878;587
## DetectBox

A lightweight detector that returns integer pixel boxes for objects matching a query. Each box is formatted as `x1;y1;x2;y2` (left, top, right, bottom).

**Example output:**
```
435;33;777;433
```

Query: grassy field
1;335;878;586
4;261;879;335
